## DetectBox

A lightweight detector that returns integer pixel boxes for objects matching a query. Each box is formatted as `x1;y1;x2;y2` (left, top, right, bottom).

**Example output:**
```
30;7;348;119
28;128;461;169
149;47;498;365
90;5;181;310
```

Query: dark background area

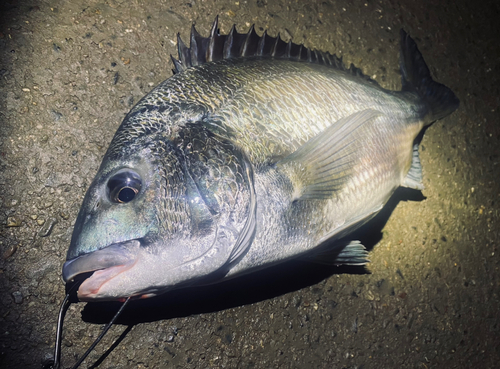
1;0;499;368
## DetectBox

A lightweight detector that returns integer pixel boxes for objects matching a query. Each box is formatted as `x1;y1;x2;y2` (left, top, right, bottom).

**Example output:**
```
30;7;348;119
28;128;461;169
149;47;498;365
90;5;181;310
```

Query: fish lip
62;240;141;283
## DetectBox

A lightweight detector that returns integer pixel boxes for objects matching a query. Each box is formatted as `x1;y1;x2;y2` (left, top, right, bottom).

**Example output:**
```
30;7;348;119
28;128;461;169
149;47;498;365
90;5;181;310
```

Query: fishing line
42;282;77;369
70;296;131;369
52;292;71;369
42;290;131;369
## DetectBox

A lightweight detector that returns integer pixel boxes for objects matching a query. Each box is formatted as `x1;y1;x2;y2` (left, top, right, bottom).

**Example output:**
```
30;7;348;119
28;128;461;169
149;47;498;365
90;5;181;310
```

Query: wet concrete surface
0;0;499;368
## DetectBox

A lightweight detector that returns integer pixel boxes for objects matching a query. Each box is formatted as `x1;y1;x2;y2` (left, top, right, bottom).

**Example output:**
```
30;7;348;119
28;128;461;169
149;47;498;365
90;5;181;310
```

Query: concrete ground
0;0;499;368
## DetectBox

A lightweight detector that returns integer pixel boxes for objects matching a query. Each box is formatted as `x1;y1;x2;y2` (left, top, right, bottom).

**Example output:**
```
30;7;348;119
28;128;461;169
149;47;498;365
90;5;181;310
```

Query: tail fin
399;30;459;122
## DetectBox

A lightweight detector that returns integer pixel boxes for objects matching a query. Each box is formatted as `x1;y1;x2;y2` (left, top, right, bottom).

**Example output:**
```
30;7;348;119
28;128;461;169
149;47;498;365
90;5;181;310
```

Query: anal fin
307;240;369;266
403;143;424;190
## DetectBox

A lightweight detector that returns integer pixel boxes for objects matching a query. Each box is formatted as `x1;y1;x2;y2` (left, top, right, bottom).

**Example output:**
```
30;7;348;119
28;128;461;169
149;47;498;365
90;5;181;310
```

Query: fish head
63;124;256;301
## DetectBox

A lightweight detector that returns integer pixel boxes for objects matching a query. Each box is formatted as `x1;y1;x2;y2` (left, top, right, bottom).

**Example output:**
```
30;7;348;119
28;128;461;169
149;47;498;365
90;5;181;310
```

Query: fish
62;18;459;301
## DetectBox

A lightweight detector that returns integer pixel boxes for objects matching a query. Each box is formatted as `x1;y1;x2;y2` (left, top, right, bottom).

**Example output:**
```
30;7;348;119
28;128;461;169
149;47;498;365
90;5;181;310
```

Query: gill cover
173;123;257;273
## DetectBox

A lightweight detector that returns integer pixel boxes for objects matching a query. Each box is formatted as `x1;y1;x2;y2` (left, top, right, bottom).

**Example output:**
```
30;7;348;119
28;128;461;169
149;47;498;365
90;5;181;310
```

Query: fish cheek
97;200;152;248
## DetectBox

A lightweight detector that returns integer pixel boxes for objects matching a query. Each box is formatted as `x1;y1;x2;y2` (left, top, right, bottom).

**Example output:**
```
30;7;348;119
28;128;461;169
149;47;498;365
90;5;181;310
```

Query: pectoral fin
277;109;384;200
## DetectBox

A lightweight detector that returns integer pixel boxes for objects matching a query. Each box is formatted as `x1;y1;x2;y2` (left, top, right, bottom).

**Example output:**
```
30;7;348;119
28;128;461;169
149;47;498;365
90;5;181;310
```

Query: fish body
62;20;459;301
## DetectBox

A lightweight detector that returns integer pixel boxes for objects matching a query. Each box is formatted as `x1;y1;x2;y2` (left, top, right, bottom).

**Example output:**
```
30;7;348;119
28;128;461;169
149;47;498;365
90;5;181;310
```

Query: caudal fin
399;30;459;122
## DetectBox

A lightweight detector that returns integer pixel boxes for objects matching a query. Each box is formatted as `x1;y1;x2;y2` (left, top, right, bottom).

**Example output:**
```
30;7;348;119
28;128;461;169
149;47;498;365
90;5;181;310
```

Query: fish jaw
62;232;238;301
77;264;137;301
62;240;141;301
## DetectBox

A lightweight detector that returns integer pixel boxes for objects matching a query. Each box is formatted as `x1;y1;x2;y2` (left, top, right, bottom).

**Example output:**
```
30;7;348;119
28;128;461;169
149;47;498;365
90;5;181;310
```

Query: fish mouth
62;240;141;300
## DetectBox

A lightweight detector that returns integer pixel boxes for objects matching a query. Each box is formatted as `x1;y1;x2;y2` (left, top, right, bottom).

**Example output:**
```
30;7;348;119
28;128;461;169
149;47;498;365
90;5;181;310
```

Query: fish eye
107;169;142;204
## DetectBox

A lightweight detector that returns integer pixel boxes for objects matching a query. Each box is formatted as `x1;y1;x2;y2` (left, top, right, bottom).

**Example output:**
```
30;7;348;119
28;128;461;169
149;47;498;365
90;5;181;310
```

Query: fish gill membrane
47;17;459;368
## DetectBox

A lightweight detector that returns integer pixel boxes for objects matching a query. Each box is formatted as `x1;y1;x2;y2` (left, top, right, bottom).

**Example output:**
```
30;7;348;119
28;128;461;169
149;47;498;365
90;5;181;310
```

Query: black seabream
62;19;459;301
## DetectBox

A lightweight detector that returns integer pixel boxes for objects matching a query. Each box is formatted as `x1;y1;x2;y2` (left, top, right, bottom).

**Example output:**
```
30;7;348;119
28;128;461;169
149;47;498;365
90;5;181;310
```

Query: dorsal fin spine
170;55;183;74
207;16;218;62
241;25;256;56
190;25;199;66
224;25;236;59
256;30;266;56
176;33;190;72
270;33;280;57
285;40;291;58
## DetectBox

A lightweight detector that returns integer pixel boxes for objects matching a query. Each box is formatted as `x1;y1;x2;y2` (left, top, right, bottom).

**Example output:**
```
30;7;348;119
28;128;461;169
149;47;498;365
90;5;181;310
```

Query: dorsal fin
171;16;376;85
